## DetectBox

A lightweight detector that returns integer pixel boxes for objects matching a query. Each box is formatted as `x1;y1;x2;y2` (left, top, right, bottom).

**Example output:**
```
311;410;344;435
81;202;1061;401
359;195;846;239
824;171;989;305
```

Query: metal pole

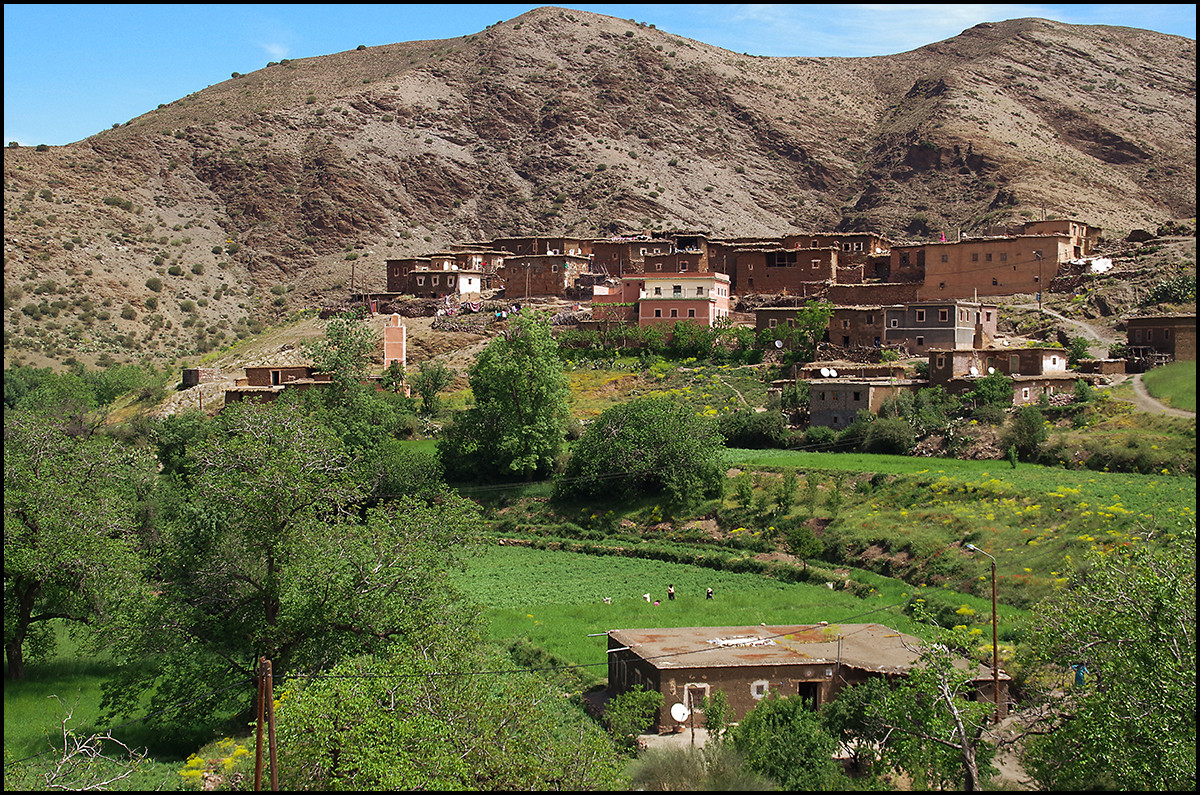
991;558;1000;722
966;544;1001;723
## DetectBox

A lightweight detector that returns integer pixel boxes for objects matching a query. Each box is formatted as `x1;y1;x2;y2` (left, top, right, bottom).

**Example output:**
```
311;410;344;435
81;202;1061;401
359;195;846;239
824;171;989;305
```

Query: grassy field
453;544;1020;689
1142;360;1196;411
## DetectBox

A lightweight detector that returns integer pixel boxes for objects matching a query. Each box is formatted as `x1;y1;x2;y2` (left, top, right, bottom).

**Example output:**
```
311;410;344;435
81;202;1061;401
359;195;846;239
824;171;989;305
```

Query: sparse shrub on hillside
145;277;162;292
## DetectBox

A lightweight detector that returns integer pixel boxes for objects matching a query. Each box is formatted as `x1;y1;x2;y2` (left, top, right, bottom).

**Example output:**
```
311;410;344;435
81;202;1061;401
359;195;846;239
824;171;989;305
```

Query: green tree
554;396;725;509
439;311;569;481
1020;540;1196;790
304;310;378;398
731;694;845;789
820;676;890;775
968;370;1014;409
780;299;834;362
773;469;798;513
603;685;664;752
869;625;997;791
102;401;479;736
379;359;406;393
4;411;148;679
1002;404;1048;461
783;520;822;570
275;633;624;790
410;359;454;415
1066;336;1094;367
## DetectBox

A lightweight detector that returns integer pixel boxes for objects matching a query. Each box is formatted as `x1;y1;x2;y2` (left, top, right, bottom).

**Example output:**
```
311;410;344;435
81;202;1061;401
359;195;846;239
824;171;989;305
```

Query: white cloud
261;42;290;59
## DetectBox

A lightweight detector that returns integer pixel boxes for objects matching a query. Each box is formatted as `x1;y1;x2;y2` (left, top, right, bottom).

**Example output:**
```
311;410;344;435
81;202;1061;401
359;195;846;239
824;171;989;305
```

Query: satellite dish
670;702;691;722
774;339;783;349
829;369;838;378
969;366;979;376
820;368;831;377
987;367;995;374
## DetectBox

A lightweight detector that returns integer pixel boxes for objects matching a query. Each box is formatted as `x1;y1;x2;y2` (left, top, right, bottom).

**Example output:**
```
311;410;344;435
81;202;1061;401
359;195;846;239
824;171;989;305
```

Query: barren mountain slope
3;7;1195;368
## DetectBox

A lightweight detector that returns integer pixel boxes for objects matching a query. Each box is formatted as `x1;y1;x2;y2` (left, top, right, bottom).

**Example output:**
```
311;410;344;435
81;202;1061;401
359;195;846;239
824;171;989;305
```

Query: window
656;263;662;271
916;336;924;346
853;392;861;401
818;392;825;401
986;311;992;321
654;309;662;318
843;243;851;251
670;309;678;318
811;239;819;247
431;276;439;286
900;253;910;265
854;241;863;251
842;320;850;329
552;265;558;272
753;681;769;699
1022;388;1030;401
941;254;949;263
985;253;993;262
867;314;874;324
769;318;777;328
916;310;926;322
972;253;980;262
992;278;999;286
890;318;898;328
672;285;682;297
843;336;851;346
939;282;946;289
999;252;1007;262
936;355;946;369
416;276;425;286
688;309;696;318
812;259;821;269
939;309;949;322
787;319;795;328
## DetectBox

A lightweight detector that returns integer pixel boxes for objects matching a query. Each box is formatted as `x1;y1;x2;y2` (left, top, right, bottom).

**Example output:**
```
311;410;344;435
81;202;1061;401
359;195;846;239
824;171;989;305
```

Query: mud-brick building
405;267;487;300
734;247;838;296
224;366;332;405
929;346;1086;405
1021;219;1101;259
1125;314;1196;364
606;624;1009;732
502;253;590;298
883;301;999;355
807;378;922;428
909;234;1074;300
590;236;671;276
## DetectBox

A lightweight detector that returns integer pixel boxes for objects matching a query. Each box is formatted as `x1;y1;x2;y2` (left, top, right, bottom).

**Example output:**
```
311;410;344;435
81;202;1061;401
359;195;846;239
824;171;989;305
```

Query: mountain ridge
3;6;1195;366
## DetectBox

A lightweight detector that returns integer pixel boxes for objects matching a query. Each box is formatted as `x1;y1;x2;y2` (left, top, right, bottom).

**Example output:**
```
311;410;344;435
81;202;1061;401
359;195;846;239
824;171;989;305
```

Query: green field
1143;360;1197;412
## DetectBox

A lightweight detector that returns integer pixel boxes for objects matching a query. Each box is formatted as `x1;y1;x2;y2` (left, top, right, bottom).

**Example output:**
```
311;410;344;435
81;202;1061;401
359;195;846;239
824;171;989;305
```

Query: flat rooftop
609;623;1008;679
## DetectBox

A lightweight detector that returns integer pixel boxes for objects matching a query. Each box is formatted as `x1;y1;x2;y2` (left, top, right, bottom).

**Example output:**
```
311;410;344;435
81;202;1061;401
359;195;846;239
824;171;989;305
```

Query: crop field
451;544;1021;686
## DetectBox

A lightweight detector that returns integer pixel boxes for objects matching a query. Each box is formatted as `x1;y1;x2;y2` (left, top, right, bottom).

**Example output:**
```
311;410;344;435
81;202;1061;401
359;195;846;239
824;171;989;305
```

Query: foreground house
592;273;732;327
1125;314;1196;367
606;623;1009;731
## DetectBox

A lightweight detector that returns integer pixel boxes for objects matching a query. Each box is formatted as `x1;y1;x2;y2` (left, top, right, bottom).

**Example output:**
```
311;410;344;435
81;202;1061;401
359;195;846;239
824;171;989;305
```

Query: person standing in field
667;584;675;601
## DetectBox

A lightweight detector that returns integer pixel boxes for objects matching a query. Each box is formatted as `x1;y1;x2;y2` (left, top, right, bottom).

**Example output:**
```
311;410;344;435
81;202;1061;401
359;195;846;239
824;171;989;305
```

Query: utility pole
966;544;1002;723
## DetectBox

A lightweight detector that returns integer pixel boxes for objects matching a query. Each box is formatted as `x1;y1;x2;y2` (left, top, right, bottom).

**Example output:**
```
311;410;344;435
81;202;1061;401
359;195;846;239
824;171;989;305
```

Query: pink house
592;273;731;328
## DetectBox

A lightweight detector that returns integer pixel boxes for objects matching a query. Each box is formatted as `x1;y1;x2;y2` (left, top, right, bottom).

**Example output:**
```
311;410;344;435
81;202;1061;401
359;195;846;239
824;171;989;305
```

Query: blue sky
4;4;1195;147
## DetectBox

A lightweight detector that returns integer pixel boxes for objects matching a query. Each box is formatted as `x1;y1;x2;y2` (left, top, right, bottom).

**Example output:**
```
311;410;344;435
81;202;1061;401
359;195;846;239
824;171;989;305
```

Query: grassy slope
1142;360;1197;411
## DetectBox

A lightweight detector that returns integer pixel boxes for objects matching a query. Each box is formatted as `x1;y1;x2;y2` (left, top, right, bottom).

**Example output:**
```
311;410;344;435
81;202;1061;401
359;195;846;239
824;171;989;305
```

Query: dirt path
1127;373;1195;417
1011;303;1118;357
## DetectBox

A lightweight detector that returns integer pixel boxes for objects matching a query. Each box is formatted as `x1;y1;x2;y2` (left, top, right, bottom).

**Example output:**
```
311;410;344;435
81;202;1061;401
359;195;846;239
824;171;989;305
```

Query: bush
862;416;916;455
145;277;163;292
718;410;787;449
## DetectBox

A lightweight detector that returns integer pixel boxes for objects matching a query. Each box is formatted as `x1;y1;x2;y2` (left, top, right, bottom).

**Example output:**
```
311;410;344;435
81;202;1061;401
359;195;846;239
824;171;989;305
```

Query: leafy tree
379;359;406;393
1066;336;1094;367
553;396;725;509
101;401;479;737
628;744;775;791
762;299;834;363
1020;540;1196;790
1002;404;1048;461
731;694;846;789
820;676;891;774
439;311;570;482
717;408;786;448
868;624;997;791
304;310;378;398
773;469;798;512
967;370;1014;409
700;689;732;744
4;411;148;679
410;359;454;415
862;416;916;455
603;685;664;751
783;520;822;570
275;633;624;791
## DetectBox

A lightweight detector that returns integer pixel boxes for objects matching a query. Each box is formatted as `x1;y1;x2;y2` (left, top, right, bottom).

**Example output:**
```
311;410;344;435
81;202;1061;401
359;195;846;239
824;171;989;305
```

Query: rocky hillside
3;6;1195;368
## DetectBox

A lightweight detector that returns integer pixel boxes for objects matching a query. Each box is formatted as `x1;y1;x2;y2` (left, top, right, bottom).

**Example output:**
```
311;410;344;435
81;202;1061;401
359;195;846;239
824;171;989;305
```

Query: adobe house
382;313;407;373
828;305;891;349
733;246;837;296
405;266;487;300
590;236;671;276
1021;219;1101;259
883;301;999;355
807;378;922;428
782;233;894;276
929;347;1087;405
1125;314;1196;364
385;257;430;292
501;254;590;298
224;366;332;405
910;235;1074;300
606;623;1009;732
